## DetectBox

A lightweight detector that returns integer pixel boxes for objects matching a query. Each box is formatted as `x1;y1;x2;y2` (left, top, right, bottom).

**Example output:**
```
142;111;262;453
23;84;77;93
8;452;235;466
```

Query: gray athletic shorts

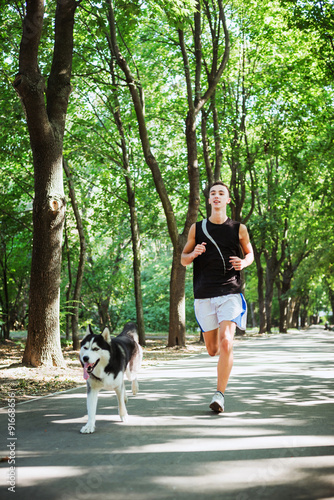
194;293;247;333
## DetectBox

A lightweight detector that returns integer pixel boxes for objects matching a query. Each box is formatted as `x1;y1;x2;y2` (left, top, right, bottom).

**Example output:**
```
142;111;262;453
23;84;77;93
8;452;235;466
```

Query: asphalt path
1;326;334;500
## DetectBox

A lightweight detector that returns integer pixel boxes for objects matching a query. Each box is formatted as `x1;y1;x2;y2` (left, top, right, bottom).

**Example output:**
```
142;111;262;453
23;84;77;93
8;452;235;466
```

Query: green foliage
1;0;334;339
0;14;33;335
280;0;334;79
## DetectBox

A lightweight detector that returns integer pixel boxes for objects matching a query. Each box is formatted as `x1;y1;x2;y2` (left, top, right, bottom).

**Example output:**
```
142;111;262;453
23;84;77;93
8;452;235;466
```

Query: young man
181;181;254;412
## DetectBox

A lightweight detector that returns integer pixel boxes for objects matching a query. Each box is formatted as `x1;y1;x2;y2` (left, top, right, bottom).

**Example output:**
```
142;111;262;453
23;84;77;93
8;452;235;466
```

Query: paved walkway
1;326;334;500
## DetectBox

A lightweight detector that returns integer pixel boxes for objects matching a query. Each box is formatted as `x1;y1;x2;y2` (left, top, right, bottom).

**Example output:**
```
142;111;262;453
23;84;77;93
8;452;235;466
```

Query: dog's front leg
132;378;139;395
115;380;128;422
81;383;99;434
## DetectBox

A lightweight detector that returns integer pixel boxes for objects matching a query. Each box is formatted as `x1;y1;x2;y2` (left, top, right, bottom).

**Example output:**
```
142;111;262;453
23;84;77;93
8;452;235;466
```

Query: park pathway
1;326;334;499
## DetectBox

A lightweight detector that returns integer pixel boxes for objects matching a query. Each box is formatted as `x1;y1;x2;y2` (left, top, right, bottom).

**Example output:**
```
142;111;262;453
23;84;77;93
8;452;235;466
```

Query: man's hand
193;242;206;258
229;256;244;271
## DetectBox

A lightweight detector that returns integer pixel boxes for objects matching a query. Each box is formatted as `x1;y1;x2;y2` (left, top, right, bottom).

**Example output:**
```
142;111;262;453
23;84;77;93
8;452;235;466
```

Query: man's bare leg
216;320;236;394
203;320;236;411
202;328;219;357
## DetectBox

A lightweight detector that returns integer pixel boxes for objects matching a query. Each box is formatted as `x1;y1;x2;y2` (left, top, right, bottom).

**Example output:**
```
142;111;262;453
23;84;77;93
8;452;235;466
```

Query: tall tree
13;0;80;366
107;0;230;345
63;157;86;350
109;67;146;345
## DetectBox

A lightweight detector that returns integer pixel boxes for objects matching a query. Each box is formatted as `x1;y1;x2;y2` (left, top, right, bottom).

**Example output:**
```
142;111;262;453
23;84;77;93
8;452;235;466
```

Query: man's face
209;184;230;208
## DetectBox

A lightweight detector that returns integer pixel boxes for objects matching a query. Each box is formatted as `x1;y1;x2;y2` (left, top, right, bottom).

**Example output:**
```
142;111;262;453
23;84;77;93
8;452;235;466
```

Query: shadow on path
0;327;333;499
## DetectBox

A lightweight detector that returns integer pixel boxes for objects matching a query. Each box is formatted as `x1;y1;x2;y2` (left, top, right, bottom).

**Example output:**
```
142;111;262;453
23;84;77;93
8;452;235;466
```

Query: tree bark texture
13;0;78;366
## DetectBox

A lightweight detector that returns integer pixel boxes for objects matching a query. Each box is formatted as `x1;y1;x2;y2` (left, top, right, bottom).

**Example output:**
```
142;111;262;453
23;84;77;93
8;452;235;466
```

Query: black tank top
193;218;242;299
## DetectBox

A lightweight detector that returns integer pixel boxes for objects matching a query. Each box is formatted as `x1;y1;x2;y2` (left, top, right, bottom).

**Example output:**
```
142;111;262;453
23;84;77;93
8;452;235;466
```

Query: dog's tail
121;322;139;342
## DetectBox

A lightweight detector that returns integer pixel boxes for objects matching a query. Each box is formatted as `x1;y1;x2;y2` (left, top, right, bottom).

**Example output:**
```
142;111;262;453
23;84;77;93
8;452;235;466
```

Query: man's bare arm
181;223;207;267
239;224;254;268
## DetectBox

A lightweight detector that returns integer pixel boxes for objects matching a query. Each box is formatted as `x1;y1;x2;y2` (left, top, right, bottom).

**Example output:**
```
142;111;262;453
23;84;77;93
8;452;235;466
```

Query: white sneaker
210;391;224;413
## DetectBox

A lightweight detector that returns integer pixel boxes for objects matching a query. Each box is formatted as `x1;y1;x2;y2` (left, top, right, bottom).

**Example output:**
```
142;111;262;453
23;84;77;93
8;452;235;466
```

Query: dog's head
79;325;111;380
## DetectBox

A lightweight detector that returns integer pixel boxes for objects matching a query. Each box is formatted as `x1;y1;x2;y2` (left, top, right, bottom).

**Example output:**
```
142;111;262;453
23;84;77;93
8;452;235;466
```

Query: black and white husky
79;322;142;434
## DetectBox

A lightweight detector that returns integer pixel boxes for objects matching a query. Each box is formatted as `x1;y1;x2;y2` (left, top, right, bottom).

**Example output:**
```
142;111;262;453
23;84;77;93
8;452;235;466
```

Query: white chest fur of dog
79;322;142;434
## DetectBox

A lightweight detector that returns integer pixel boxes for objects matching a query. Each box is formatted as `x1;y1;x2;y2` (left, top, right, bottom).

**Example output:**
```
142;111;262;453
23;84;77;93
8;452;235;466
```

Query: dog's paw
124;393;128;403
120;413;128;423
80;423;95;434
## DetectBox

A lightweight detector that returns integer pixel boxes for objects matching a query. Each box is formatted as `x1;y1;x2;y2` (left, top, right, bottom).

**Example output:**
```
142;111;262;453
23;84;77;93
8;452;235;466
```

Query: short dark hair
209;180;230;198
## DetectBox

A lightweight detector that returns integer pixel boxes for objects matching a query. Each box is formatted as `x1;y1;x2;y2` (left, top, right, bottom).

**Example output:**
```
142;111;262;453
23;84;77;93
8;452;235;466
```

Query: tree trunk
264;233;287;334
127;180;146;345
278;286;288;333
252;241;266;333
289;298;298;329
323;278;334;320
201;111;214;189
63;158;86;350
107;3;186;344
14;0;78;366
278;267;292;333
250;302;257;328
63;220;72;340
300;296;309;328
0;243;10;339
168;238;187;346
265;266;276;333
278;251;308;332
328;285;334;319
109;58;146;345
98;297;111;329
23;172;66;366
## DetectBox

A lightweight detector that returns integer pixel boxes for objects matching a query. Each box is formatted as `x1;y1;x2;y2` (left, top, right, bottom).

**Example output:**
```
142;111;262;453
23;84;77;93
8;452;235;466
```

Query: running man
181;181;254;412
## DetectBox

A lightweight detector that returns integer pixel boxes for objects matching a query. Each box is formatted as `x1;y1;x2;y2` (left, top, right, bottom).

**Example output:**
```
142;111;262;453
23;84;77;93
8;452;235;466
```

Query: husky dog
79;322;142;434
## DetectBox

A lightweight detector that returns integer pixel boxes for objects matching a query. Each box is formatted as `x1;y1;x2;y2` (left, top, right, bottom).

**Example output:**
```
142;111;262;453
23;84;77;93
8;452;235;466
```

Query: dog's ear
84;324;94;335
102;327;110;343
81;324;93;343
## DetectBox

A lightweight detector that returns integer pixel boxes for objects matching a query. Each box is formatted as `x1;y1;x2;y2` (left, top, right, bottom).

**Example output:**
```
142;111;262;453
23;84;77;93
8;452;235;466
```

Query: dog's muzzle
82;359;100;380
